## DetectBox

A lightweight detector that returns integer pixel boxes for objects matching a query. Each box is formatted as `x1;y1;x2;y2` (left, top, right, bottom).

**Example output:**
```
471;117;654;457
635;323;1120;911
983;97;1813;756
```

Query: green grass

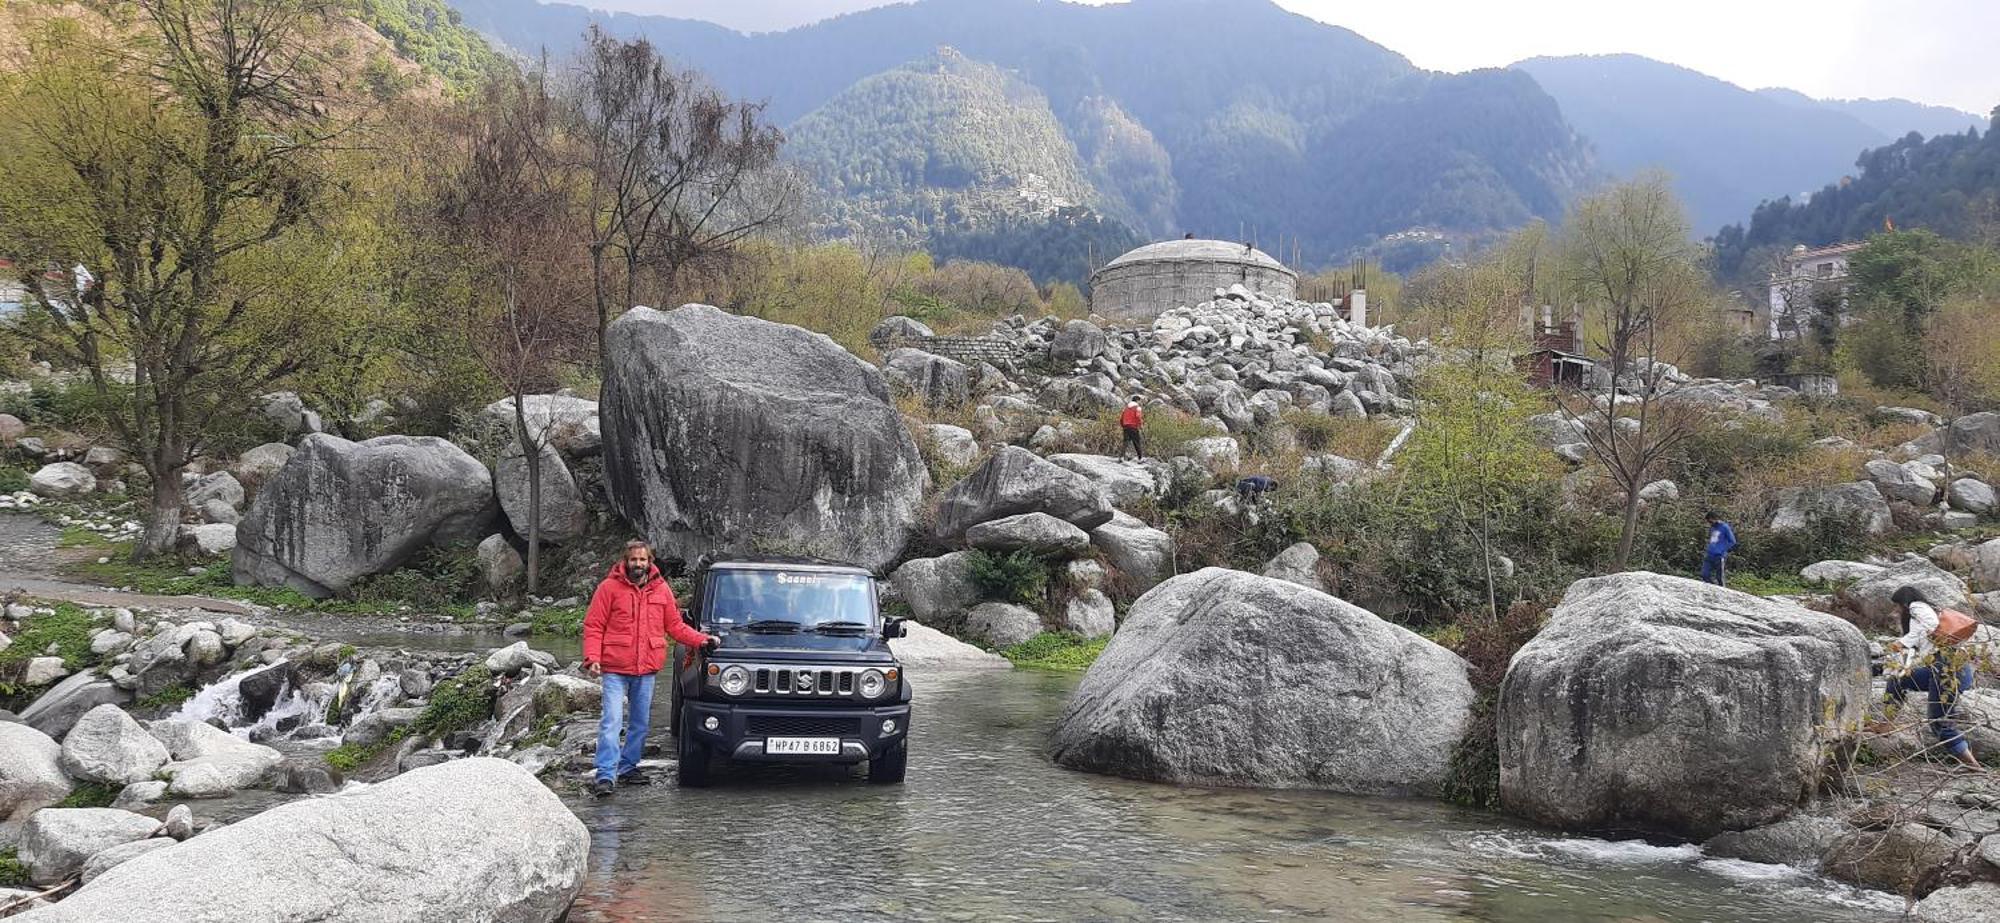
68;558;484;621
58;526;118;549
1728;572;1818;597
55;781;120;809
0;465;28;493
1002;632;1107;672
528;606;586;637
137;684;196;710
0;848;26;887
0;603;101;670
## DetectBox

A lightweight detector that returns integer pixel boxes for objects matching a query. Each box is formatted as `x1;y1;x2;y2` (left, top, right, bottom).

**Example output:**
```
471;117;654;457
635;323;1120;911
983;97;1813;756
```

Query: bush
0;848;26;887
965;549;1049;607
55;781;120;809
1440;600;1548;809
528;606;586;637
348;543;483;610
1281;411;1402;461
1077;407;1216;461
412;664;496;739
0;465;25;492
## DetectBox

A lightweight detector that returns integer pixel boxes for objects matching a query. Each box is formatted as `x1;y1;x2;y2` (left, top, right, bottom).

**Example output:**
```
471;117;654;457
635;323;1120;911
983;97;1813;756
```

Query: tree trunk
134;454;185;562
591;245;609;375
1613;483;1644;573
513;392;541;596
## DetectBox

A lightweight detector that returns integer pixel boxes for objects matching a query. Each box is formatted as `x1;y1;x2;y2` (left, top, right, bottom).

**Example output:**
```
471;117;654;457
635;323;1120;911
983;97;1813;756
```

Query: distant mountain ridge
450;0;1597;270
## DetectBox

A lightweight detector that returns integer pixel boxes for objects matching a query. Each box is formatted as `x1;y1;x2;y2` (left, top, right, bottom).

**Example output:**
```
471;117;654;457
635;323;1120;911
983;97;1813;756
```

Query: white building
1767;241;1864;340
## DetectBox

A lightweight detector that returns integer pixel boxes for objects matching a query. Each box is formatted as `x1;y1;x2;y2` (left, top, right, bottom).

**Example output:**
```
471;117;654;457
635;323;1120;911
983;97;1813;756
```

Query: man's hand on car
702;635;721;652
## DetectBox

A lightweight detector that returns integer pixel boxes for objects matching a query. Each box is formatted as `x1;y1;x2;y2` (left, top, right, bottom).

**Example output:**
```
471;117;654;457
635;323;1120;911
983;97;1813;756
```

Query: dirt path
0;511;257;615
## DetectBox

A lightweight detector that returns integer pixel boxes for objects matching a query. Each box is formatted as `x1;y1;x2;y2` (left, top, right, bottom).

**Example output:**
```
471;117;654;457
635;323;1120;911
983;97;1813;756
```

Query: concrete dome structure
1089;239;1298;321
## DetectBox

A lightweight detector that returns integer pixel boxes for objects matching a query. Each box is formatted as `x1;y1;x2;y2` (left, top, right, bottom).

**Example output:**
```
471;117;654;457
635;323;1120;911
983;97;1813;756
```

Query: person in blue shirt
1700;511;1736;586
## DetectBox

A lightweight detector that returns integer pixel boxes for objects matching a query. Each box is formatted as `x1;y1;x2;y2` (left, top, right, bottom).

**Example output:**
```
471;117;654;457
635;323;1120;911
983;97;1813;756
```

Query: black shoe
617;770;652;787
592;778;614;797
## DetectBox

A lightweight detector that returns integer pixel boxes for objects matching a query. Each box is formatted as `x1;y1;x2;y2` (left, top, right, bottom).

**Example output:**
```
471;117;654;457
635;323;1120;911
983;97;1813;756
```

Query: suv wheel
676;709;712;788
867;743;907;785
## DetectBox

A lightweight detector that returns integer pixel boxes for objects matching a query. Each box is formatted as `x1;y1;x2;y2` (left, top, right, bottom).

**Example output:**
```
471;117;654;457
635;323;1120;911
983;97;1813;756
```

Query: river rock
273;759;343;795
162;804;194;841
28;758;589;922
1062;589;1116;639
964;512;1092;557
934;446;1113;543
1702;815;1849;868
17;807;160;884
79;837;175;884
233;434;499;598
0;722;73;822
486;641;556;677
1824;822;1959;894
228;443;293;494
29;462;95;498
1051;568;1475;795
1839;557;1971;626
478;394;601;456
601;305;927;571
230;662;295;725
110;781;167;811
1088;511;1176;592
158;745;282;799
1261;542;1325;593
19;673;129;740
1769;481;1893;535
1916;885;2000;923
963;602;1042;649
22;657;68;686
341;707;422;750
1498;573;1871;839
59;704;169;785
887;621;1011;670
923;424;981;469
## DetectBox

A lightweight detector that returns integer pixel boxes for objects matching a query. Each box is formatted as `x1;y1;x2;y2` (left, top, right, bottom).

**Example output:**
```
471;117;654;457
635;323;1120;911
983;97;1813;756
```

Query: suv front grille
755;666;860;697
747;715;862;738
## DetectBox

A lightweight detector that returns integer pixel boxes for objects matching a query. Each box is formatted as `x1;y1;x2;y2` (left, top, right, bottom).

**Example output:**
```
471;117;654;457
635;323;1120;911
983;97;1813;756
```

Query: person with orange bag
1884;585;1984;770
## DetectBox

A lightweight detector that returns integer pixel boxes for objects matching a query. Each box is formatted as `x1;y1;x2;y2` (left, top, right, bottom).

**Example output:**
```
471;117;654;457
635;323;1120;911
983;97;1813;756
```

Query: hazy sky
623;0;2000;114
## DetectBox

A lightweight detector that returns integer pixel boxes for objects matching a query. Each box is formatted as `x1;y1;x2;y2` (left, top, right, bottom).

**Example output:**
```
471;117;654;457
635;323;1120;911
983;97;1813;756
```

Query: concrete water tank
1088;239;1297;322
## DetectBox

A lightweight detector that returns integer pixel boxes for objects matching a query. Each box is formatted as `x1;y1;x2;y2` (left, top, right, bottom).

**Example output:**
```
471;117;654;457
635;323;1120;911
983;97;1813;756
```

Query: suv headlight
718;665;751;696
858;668;887;699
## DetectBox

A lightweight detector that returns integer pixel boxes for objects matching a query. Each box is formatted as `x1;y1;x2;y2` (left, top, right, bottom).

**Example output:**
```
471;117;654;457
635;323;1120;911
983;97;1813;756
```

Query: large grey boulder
1701;814;1848;868
1949;478;1997;515
478;394;601;456
1769;481;1893;535
1839;557;1971;626
18;673;129;740
1261;542;1326;593
923;424;980;469
27;759;588;922
1498;573;1871;839
185;472;244;513
882;348;971;409
601;305;927;571
1088;511;1176;592
228;443;293;495
78;837;175;884
869;315;933;345
1824;822;1959;894
933;446;1113;543
1048;319;1107;364
887;621;1011;670
1062;589;1117;639
1973;538;2000;593
17;807;160;884
1864;458;1938;506
887;552;983;629
28;462;95;498
1800;560;1885;586
1051;568;1475;795
232;434;498;598
58;704;169;785
963;602;1043;649
1917;885;2000;923
477;534;523;595
495;439;587;543
1914;411;2000;457
0;722;73;823
964;513;1092;558
147;719;283;798
1047;454;1161;507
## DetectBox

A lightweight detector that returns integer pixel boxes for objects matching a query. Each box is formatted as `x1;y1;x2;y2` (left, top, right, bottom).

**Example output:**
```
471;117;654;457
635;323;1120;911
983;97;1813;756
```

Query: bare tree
0;0;355;560
1558;176;1707;572
567;27;791;366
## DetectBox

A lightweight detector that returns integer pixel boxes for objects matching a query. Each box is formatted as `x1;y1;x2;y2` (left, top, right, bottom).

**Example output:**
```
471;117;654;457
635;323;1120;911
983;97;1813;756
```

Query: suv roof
700;554;874;577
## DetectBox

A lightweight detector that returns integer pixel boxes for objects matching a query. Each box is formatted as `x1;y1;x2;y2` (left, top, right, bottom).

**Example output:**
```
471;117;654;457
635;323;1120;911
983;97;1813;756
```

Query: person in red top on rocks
584;539;718;796
1120;396;1145;460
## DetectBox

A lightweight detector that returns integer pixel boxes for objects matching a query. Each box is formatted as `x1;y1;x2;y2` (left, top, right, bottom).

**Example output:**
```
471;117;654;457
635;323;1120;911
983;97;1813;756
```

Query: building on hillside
0;259;25;317
1517;304;1593;388
1089;238;1297;321
1768;241;1864;341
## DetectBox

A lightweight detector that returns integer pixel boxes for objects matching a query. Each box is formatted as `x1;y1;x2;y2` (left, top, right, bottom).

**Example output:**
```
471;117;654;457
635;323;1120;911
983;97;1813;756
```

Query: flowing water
562;669;1904;923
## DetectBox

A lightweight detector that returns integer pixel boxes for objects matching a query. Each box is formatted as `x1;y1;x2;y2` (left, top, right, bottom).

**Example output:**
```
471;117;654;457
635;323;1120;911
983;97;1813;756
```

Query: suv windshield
704;570;876;631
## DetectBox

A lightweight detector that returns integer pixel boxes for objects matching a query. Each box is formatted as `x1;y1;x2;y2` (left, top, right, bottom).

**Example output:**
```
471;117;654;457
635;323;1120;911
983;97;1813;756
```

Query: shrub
55;781;120;809
965;549;1049;607
1440;600;1549;809
412;664;496;739
348;543;483;610
0;848;26;887
0;466;26;493
528;606;586;637
1281;411;1402;461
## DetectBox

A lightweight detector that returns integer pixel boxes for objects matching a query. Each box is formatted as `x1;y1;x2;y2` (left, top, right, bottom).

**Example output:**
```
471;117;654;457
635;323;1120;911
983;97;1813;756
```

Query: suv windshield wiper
746;619;802;633
811;621;870;635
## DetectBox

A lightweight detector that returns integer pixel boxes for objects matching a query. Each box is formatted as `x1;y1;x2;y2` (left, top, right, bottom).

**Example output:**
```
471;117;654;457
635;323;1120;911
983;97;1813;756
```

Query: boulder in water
59;704;170;785
933;446;1113;543
1497;573;1871;839
963;602;1042;649
146;719;283;798
232;434;498;598
17;807;160;884
886;621;1011;671
887;552;983;630
1915;884;2000;923
601;305;927;571
1701;815;1848;868
1051;568;1475;795
28;758;589;922
1823;822;1959;894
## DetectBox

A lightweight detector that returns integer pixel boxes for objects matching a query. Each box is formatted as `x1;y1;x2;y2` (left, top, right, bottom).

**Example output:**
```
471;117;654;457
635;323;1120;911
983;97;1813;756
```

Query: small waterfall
172;661;336;743
174;662;281;731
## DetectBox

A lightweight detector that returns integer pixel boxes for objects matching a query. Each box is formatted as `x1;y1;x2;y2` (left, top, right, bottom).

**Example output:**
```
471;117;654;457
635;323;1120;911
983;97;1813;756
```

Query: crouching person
584;540;719;796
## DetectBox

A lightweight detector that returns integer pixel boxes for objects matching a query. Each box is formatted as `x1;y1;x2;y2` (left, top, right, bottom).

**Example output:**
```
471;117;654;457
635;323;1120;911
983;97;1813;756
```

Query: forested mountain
448;0;1597;270
1755;88;1984;141
1510;54;1933;233
1711;118;2000;283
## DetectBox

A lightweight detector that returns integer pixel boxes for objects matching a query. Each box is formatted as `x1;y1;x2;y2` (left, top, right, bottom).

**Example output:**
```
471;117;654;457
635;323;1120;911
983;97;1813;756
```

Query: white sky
627;0;2000;114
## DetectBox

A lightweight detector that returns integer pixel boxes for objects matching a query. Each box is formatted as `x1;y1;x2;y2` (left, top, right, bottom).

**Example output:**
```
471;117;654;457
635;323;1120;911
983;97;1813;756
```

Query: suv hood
711;626;896;662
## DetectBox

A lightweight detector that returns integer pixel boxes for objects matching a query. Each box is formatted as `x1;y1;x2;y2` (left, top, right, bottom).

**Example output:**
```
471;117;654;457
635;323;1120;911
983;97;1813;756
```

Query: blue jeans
1700;553;1727;585
596;672;656;782
1892;655;1975;758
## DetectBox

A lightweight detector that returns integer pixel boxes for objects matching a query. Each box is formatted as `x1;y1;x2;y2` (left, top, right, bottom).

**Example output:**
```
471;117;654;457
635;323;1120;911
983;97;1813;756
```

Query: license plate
765;736;841;755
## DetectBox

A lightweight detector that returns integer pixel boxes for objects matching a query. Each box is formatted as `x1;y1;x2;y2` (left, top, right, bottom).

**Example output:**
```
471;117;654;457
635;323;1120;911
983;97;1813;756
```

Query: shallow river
557;668;1902;923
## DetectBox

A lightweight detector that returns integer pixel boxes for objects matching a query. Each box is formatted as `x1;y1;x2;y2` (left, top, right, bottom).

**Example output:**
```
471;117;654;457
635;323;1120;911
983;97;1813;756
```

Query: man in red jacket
584;539;718;796
1120;396;1144;460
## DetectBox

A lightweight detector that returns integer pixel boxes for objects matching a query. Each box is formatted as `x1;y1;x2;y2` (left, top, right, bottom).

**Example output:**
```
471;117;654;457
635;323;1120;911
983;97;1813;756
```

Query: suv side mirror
883;616;908;640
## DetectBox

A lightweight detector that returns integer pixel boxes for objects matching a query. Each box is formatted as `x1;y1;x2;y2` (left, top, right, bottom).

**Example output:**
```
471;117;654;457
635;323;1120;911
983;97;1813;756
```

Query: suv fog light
703;716;720;732
881;718;898;735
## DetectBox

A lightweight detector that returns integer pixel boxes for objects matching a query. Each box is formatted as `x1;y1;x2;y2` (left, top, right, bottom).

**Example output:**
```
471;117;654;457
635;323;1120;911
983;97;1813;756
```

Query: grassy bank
1002;632;1107;672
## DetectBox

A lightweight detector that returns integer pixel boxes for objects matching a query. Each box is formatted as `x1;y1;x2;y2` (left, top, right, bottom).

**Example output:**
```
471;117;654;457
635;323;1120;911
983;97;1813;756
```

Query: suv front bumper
683;700;911;764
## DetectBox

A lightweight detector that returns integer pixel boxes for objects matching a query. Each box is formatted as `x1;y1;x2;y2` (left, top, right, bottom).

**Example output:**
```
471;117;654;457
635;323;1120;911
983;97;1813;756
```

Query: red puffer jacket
583;563;712;675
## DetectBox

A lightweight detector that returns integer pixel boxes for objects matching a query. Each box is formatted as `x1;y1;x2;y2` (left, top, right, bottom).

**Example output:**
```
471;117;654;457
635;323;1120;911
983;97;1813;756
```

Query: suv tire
867;742;907;785
676;709;712;788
